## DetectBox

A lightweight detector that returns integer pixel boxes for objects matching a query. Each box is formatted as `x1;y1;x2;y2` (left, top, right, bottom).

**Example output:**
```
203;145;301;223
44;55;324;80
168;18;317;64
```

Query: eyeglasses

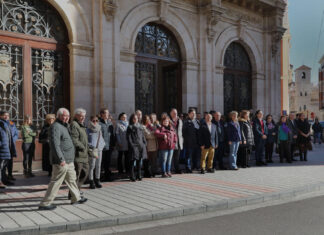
92;120;99;122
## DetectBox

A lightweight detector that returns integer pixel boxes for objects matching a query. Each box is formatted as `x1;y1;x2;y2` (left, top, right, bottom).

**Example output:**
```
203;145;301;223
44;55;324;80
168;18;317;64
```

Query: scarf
281;123;290;134
88;121;101;133
267;122;275;130
146;123;155;132
119;120;128;127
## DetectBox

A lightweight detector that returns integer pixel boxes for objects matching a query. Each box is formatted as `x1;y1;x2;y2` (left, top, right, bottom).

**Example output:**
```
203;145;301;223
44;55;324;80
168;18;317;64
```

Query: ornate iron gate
223;42;252;115
0;0;68;128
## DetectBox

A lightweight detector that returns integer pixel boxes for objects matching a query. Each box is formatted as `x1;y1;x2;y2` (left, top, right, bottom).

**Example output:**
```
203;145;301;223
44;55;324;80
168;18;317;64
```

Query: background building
0;0;287;170
319;55;324;111
289;65;323;120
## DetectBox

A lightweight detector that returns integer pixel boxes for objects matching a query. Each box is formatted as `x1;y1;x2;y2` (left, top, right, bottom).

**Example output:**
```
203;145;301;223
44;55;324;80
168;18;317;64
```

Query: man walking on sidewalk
39;108;87;210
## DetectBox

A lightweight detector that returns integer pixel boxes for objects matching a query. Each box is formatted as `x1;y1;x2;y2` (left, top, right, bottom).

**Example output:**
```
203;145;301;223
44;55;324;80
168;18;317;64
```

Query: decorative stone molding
103;0;117;21
157;0;171;22
120;49;137;63
271;26;286;57
224;8;263;27
68;43;94;57
206;6;225;43
237;19;248;39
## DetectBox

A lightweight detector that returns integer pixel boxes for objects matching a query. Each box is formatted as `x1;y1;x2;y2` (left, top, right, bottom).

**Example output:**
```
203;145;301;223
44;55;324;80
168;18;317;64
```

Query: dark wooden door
223;42;252;115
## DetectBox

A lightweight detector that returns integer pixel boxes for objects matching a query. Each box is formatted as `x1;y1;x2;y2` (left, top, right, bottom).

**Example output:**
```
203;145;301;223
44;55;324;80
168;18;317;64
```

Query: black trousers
101;149;112;178
118;151;130;173
265;142;274;161
213;142;225;169
6;158;13;177
22;143;35;171
290;142;297;159
279;141;291;162
237;146;251;167
172;149;181;172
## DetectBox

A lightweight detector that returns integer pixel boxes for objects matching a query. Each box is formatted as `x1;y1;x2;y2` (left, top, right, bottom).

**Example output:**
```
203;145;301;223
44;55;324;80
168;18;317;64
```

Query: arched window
302;72;306;79
134;23;181;114
223;42;252;115
304;105;306;111
305;92;307;96
0;0;68;128
135;23;180;61
300;92;303;96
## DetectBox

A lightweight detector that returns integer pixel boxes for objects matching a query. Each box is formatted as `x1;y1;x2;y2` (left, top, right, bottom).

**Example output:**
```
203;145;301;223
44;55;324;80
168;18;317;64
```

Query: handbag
90;131;101;158
306;141;313;151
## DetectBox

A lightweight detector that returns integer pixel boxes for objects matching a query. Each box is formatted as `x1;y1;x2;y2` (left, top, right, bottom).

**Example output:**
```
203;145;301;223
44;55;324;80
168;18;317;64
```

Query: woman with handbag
39;114;55;177
115;113;129;175
87;115;106;189
21;115;37;177
238;110;254;168
296;113;311;161
127;113;147;182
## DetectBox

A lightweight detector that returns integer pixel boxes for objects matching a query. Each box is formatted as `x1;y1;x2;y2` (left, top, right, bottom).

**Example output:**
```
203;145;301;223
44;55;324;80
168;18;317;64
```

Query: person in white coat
87;115;106;189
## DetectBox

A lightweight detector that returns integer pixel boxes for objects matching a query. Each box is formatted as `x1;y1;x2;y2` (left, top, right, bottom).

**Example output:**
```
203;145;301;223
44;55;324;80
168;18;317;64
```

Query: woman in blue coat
226;111;242;170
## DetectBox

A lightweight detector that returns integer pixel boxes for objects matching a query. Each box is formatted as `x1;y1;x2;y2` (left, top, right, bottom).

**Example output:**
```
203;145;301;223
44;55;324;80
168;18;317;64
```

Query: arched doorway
0;0;69;129
135;23;181;115
223;42;252;115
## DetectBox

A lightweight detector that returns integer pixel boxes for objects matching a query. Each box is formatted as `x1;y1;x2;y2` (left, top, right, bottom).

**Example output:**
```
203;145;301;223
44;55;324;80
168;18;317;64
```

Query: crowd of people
0;106;317;210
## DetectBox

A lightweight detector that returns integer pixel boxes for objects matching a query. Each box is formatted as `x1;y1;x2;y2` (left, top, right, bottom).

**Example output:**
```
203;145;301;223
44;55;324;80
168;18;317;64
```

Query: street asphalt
117;194;324;235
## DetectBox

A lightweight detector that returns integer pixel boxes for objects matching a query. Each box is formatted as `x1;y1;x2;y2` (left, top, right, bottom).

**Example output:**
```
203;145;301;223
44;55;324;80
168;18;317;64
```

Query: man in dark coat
182;109;200;173
287;113;298;161
199;113;218;174
99;108;115;181
252;110;268;166
0;111;17;188
212;111;227;170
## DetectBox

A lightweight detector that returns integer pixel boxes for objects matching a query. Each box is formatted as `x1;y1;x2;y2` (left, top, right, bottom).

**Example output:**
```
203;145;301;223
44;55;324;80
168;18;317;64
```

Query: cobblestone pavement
0;145;324;234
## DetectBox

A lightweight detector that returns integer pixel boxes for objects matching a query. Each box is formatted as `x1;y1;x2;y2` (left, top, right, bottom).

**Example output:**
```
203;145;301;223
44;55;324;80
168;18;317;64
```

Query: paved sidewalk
1;145;324;234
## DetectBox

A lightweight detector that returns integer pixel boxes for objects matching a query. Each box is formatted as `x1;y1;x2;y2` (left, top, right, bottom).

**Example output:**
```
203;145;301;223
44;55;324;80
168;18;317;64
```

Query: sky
289;0;324;84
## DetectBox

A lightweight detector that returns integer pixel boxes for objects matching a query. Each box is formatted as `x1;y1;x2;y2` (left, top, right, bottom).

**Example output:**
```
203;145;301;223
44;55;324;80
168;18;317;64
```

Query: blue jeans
160;149;174;173
255;139;265;162
185;147;201;170
314;132;322;144
229;141;240;169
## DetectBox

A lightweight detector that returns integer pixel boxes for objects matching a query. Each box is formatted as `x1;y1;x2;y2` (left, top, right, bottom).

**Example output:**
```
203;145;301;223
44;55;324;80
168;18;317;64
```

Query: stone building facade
319;55;324;111
0;0;286;122
0;0;287;169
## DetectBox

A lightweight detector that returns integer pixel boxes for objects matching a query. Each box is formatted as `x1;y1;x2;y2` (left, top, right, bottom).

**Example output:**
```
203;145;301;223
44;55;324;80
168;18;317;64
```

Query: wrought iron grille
224;42;252;115
0;0;66;42
135;23;180;60
135;62;155;115
0;42;23;126
163;67;178;112
32;48;63;129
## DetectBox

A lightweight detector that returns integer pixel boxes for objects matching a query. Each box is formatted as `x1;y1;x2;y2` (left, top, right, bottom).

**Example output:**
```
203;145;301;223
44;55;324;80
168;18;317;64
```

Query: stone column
214;65;225;113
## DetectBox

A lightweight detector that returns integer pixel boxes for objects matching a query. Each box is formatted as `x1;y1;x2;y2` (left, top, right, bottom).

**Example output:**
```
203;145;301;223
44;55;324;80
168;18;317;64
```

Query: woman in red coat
155;116;177;178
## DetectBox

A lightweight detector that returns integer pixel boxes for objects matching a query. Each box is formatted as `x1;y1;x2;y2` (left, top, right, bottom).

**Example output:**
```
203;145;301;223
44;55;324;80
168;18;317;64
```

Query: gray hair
56;108;70;117
74;108;86;116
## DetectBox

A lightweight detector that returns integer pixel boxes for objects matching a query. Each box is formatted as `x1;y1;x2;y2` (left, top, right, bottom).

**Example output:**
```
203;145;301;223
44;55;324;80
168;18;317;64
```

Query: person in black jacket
182;109;200;173
198;114;218;174
296;113;311;161
287;113;298;161
99;108;115;181
238;110;254;168
212;111;227;170
265;114;277;163
127;113;147;182
312;118;323;144
253;110;268;166
39;114;56;177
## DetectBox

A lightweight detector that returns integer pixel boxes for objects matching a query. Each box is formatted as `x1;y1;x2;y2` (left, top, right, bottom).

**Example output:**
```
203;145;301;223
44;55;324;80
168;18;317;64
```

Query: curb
1;182;324;235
